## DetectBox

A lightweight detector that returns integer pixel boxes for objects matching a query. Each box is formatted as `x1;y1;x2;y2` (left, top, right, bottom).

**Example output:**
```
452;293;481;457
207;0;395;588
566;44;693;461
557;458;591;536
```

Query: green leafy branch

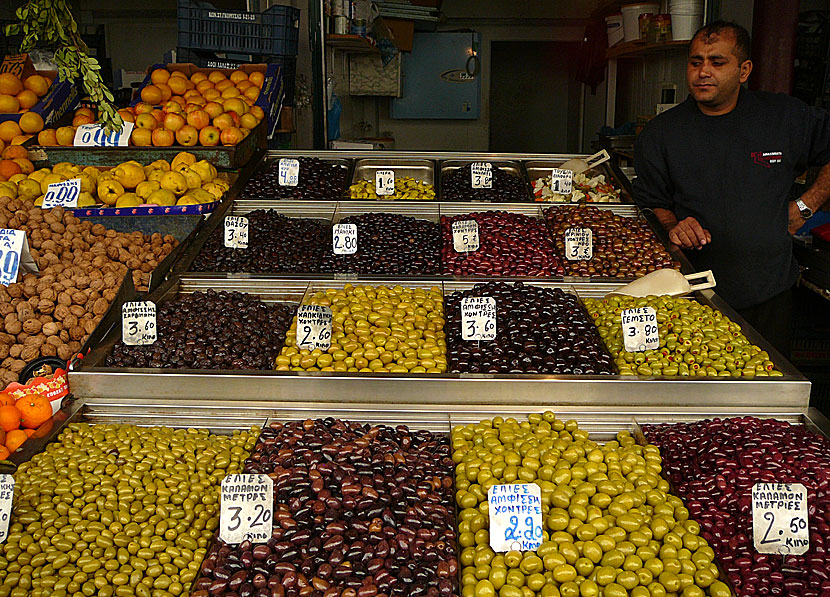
6;0;123;132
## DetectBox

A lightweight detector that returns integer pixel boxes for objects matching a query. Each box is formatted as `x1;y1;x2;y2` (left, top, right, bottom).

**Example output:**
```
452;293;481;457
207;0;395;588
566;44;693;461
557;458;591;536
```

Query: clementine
151;68;171;85
16;394;52;429
0;404;21;431
230;70;248;84
5;428;27;452
248;71;265;88
0;392;15;406
140;84;164;105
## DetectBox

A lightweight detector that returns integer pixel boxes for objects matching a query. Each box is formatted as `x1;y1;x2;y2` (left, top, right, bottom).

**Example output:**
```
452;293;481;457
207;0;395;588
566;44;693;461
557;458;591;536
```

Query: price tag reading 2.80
752;483;809;555
621;307;659;352
488;483;543;552
462;296;496;341
122;301;157;346
333;223;358;255
296;305;333;351
220;474;273;545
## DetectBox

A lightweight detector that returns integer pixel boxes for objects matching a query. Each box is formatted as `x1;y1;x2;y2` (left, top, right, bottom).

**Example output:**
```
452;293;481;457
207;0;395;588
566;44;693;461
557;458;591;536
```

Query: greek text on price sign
550;168;574;195
471;162;493;189
73;122;134;147
43;178;81;209
0;229;25;286
122;301;157;346
220;474;273;544
278;158;300;187
0;474;13;543
333;223;358;255
224;216;249;249
296;305;333;351
621;307;659;352
375;170;395;196
564;227;592;261
462;296;497;341
752;483;809;555
488;483;543;552
452;219;480;252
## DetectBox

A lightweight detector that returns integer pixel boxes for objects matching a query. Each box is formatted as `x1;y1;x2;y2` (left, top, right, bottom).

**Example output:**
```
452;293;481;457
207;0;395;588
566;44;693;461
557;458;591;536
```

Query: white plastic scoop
559;149;612;175
607;269;717;298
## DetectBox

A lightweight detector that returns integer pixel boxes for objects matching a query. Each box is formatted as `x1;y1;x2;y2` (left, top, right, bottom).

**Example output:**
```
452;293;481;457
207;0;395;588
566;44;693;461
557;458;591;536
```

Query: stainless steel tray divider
332;201;442;224
437;202;545;219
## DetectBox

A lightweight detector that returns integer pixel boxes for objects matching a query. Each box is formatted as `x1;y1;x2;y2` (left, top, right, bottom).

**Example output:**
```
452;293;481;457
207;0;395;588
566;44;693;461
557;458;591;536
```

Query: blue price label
43;178;81;209
0;229;25;287
488;483;543;552
73;122;134;147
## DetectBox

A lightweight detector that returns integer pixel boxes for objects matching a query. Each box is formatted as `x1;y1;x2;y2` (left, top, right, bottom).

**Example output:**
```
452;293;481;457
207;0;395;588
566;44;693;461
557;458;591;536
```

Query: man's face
686;32;751;112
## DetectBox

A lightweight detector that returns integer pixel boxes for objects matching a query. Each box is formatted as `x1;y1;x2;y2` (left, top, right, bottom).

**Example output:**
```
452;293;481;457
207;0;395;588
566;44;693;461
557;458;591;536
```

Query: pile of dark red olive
242;157;348;200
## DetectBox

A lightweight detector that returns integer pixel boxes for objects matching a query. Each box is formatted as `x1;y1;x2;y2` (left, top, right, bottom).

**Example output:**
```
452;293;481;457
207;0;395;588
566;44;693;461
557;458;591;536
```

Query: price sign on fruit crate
224;216;249;249
278;158;300;187
122;301;157;346
220;474;273;545
462;296;497;341
0;474;13;544
375;170;395;196
471;162;493;189
296;305;333;351
452;220;480;252
488;483;543;552
0;229;26;286
621;307;659;352
752;483;809;555
550;168;574;195
42;179;81;209
333;223;358;255
564;227;592;261
73;122;134;147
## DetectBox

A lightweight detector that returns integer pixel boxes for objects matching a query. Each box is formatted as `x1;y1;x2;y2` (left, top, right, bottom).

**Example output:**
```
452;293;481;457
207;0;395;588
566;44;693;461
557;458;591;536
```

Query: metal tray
525;159;632;204
440;159;533;202
238;155;352;200
346;158;437;201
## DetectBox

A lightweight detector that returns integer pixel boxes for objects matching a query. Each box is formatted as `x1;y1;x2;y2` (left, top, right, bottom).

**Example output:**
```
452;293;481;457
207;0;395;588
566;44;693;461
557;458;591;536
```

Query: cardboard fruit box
0;55;80;128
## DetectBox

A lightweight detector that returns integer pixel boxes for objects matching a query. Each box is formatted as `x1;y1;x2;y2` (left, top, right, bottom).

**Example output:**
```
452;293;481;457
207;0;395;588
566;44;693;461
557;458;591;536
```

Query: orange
37;128;57;146
248;71;264;88
71;114;94;127
151;68;171;85
75;107;95;119
23;74;49;96
196;80;214;94
0;392;15;406
0;121;21;142
1;145;27;160
19;111;44;134
0;160;22;179
221;86;240;99
15;89;38;110
0;446;9;460
208;71;227;83
236;80;254;93
169;70;188;79
243;85;260;101
0;73;23;96
168;76;188;95
16;394;52;429
0;94;20;114
215;79;233;92
24;428;35;437
202;89;221;102
191;72;208;84
156;83;172;102
230;70;248;84
5;429;27;453
0;404;21;431
140;84;163;105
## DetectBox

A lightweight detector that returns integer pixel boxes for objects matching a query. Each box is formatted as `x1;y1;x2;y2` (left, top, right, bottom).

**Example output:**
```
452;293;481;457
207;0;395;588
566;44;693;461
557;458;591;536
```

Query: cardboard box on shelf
0;54;79;128
384;18;415;52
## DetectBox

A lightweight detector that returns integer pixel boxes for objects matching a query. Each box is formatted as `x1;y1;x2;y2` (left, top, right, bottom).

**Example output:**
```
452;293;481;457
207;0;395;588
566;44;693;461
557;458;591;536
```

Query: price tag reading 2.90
488;483;543;552
752;483;809;555
333;223;358;255
462;296;496;341
621;307;659;352
122;301;157;346
220;474;273;545
296;305;333;351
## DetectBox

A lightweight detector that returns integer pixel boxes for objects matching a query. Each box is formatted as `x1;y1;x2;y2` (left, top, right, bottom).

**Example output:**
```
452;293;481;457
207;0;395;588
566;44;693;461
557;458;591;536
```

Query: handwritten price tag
375;170;395;196
462;296;496;341
0;474;13;544
488;483;543;552
224;216;249;249
43;178;81;209
452;220;480;252
752;483;809;555
550;168;574;195
471;162;493;189
73;122;134;147
278;158;300;187
220;474;273;545
0;229;25;286
333;223;358;255
122;301;157;346
564;227;592;261
296;305;333;351
621;307;659;352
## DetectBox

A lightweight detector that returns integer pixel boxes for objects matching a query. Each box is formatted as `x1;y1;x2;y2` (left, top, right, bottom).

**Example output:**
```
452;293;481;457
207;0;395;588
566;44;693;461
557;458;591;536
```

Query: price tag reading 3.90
564;227;593;261
621;307;659;352
471;162;493;189
296;305;333;351
550;168;574;195
43;178;81;209
375;170;395;196
452;219;480;253
224;216;249;249
462;296;497;341
333;223;358;255
122;301;157;346
0;474;13;544
488;483;543;552
220;474;274;545
278;158;300;187
752;483;809;555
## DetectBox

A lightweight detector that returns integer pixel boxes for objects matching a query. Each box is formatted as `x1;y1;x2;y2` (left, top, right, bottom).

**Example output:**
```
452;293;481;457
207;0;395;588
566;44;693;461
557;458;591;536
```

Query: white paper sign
333;223;358;255
73;122;134;147
550;168;574;195
752;483;809;555
488;483;543;552
621;307;659;352
0;474;13;544
471;162;493;189
0;229;37;286
375;170;395;196
296;305;333;351
220;474;274;545
278;158;300;187
564;227;593;261
452;220;480;253
462;296;496;341
224;216;249;249
122;301;157;346
43;178;81;209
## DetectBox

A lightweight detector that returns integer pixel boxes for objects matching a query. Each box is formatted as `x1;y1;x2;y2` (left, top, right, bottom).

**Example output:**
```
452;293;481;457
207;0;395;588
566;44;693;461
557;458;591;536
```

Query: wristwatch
796;198;814;219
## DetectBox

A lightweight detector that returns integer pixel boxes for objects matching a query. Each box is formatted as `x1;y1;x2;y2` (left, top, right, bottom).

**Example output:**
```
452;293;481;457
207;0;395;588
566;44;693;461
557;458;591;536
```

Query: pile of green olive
582;295;781;377
453;412;732;597
348;176;436;200
0;423;256;597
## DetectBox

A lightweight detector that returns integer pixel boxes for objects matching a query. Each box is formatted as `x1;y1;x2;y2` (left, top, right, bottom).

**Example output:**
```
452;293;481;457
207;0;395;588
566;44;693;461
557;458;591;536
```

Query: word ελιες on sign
461;296;497;341
224;216;249;249
0;474;14;543
752;482;809;555
564;227;593;261
278;158;300;187
471;162;493;189
452;219;480;253
621;306;659;352
295;304;334;351
332;223;358;255
220;474;274;545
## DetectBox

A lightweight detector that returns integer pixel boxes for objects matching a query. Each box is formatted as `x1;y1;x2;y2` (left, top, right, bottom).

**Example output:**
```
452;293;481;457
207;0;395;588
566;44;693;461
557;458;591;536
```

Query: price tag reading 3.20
224;216;249;249
278;158;300;187
122;301;157;346
220;474;273;545
296;305;333;351
471;162;493;189
43;178;81;209
564;227;593;261
462;296;497;341
452;220;480;253
621;307;659;352
0;474;13;544
375;170;395;196
488;483;543;552
752;483;809;555
550;168;574;195
333;223;358;255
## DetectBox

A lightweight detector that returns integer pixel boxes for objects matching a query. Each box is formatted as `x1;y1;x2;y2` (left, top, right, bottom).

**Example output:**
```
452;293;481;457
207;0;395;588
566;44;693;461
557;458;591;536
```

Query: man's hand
788;201;806;235
669;217;711;249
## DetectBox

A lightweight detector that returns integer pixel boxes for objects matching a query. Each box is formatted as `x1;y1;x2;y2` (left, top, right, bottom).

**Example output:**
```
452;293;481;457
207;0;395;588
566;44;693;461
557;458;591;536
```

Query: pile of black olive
441;163;531;202
241;157;348;200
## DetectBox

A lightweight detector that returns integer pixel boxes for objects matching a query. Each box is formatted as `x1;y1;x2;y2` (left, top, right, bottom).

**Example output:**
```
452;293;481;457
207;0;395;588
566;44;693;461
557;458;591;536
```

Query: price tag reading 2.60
0;474;13;544
621;307;659;352
333;223;358;255
122;301;157;346
471;162;493;189
752;483;809;555
488;483;543;552
296;305;333;351
220;474;273;545
462;296;496;341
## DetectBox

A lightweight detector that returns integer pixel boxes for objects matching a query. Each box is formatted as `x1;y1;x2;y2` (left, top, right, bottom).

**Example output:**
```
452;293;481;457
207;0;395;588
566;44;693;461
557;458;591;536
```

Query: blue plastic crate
177;0;299;56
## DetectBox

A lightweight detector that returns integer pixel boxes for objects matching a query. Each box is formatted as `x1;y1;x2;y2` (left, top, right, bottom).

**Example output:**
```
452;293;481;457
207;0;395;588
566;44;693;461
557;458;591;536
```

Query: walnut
22;318;42;335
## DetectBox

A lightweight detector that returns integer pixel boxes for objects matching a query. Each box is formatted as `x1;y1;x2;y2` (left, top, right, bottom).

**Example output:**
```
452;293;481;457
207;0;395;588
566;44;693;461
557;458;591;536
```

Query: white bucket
671;11;703;40
621;3;660;42
669;0;704;12
605;14;625;47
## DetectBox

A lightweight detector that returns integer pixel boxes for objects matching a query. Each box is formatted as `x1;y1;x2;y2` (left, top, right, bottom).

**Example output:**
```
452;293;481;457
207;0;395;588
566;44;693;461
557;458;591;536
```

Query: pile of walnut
0;198;177;385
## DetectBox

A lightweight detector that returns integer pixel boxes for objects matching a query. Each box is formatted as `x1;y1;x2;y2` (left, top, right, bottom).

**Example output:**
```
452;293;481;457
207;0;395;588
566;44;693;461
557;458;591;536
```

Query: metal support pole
310;0;327;148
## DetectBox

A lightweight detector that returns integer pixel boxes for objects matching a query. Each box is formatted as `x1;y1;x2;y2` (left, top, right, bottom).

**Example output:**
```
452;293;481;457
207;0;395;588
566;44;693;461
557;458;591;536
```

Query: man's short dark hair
691;20;752;63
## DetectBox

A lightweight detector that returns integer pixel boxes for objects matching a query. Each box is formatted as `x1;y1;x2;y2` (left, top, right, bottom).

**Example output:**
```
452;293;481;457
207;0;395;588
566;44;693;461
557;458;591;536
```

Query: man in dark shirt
634;21;830;357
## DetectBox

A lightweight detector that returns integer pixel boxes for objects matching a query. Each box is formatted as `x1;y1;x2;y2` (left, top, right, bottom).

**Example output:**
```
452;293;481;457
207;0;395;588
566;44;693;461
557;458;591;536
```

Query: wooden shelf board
607;39;689;60
326;34;379;53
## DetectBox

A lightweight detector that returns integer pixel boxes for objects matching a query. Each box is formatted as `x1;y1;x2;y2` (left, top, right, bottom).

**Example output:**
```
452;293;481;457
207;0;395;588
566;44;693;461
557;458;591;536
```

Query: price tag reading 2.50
488;483;543;552
462;296;496;341
220;474;273;545
621;307;659;352
333;223;358;255
752;483;809;555
122;301;157;346
296;305;333;351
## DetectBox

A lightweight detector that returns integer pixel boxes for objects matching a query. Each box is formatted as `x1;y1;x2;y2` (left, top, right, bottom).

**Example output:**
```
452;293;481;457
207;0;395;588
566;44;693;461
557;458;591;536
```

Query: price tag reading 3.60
296;305;333;351
224;216;249;249
333;223;358;255
375;170;395;196
752;483;809;555
462;296;497;341
0;474;13;544
278;158;300;187
564;227;593;261
452;220;480;253
220;474;273;545
122;301;157;346
488;483;543;552
621;307;659;352
471;162;493;189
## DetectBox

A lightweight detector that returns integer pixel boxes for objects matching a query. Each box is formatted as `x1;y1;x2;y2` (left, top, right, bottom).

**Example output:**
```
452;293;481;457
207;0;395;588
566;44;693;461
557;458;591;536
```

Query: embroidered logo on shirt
751;151;783;168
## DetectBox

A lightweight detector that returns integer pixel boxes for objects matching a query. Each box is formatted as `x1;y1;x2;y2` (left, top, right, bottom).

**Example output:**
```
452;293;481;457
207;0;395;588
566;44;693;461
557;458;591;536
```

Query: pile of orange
0;144;34;182
0;72;53;151
0;391;52;459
